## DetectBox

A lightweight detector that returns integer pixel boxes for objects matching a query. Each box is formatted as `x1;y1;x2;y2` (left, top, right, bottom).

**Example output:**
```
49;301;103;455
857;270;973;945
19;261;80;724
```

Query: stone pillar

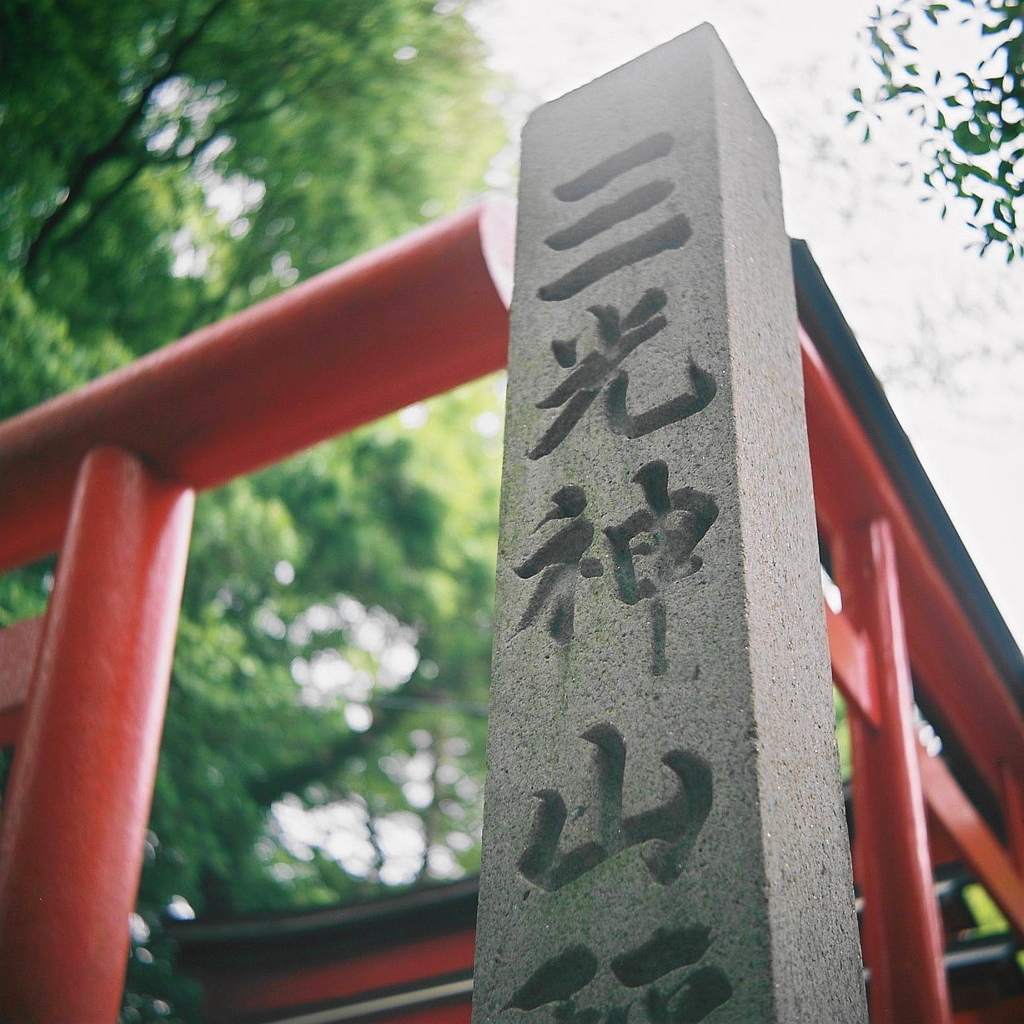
472;24;867;1024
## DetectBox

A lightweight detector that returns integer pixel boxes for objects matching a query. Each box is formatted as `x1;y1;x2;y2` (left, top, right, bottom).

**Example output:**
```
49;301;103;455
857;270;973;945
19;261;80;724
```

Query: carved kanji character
604;461;718;675
529;291;716;460
518;724;712;891
514;486;603;643
509;925;732;1023
537;133;690;303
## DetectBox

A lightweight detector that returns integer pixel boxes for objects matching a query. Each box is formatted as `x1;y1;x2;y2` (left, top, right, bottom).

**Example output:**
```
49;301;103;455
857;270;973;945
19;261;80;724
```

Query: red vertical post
834;517;951;1024
0;446;194;1022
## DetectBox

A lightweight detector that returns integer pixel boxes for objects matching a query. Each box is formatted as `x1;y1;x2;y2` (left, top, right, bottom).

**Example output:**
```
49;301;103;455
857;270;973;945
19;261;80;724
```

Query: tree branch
23;0;234;276
57;156;151;252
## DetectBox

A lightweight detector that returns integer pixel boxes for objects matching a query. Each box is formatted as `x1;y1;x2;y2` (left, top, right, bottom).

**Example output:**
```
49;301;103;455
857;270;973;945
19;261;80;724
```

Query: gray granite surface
472;25;868;1024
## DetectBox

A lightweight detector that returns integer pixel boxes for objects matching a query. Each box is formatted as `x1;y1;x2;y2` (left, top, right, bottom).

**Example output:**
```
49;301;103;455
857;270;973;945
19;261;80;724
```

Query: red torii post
0;202;514;1022
801;321;1024;1023
0;447;195;1018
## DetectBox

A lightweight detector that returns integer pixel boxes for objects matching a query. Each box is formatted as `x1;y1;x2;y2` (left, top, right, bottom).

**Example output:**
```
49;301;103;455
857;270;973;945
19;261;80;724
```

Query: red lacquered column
0;446;194;1022
835;517;951;1024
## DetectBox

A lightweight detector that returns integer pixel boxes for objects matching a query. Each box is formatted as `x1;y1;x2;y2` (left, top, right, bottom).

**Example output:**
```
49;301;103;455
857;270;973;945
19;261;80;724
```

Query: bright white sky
468;0;1024;648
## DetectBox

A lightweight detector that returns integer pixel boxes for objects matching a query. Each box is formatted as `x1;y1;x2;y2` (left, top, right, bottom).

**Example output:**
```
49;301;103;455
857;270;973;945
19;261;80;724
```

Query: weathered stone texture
472;24;867;1023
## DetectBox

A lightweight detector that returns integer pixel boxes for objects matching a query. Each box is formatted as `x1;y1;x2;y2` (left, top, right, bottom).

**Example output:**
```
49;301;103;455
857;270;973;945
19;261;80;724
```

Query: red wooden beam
1000;764;1024;875
0;202;514;573
0;447;194;1021
200;930;475;1023
918;745;1024;936
825;601;881;729
834;517;952;1024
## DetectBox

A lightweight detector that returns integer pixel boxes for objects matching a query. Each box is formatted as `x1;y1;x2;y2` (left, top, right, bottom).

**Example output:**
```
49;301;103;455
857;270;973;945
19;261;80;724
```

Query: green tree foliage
2;0;503;352
851;1;1023;259
1;1;505;1019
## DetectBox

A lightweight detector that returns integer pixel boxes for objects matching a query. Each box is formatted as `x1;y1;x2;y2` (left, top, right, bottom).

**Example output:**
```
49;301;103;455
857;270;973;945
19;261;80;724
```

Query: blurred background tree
851;0;1023;259
0;0;506;1018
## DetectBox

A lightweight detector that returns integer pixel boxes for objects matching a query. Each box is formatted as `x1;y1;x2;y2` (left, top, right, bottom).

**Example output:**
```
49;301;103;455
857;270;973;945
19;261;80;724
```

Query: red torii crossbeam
0;202;514;573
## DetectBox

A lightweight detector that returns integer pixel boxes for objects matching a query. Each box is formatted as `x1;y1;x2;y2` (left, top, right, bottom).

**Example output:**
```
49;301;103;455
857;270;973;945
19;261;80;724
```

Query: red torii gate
0;202;513;1021
0;203;1022;1022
